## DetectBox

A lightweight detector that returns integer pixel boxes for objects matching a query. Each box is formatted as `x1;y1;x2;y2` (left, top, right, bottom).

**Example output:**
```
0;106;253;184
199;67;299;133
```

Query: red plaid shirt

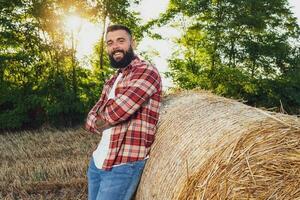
85;56;162;170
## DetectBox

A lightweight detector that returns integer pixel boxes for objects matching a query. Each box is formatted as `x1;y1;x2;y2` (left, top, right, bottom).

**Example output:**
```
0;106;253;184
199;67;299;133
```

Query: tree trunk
99;12;107;83
71;31;77;97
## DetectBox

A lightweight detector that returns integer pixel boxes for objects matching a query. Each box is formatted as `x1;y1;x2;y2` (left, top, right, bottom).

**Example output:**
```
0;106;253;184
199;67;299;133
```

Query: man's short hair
106;24;132;38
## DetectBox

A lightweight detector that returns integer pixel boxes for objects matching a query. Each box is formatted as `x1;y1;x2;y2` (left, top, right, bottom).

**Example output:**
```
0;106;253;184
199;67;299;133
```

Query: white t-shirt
92;73;122;169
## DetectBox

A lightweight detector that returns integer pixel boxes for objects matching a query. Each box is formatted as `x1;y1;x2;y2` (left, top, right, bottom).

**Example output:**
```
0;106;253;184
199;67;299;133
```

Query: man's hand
84;108;111;135
95;119;110;134
84;119;105;135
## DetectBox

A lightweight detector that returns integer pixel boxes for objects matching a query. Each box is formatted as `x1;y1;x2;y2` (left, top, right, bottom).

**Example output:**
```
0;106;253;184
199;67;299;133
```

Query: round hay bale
135;90;300;200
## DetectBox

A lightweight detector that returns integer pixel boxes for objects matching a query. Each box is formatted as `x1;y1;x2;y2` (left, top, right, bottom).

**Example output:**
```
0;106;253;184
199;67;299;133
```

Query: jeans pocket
112;160;146;176
112;163;134;176
132;160;146;172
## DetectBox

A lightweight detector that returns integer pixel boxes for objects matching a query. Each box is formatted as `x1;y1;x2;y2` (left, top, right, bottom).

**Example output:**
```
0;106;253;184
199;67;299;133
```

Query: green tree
0;0;85;129
163;0;300;114
0;0;49;129
0;0;149;131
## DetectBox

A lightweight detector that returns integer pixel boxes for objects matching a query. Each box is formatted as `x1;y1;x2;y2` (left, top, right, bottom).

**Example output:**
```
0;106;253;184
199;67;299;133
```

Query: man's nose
111;42;120;50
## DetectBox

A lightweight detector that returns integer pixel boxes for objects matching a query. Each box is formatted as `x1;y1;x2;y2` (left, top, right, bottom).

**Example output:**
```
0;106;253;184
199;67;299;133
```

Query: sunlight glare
63;14;102;65
65;15;84;33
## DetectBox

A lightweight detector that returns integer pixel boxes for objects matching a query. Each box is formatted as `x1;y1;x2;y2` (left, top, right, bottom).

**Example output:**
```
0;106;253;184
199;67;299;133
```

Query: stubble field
0;128;99;199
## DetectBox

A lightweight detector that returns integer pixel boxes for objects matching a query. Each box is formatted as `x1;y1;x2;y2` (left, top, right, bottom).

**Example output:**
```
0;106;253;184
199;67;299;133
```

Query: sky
289;0;300;23
70;0;300;90
135;0;178;89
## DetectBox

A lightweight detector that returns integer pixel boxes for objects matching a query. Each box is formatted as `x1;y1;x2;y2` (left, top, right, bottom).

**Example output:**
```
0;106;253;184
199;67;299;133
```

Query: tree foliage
1;0;299;131
164;0;300;114
0;0;143;131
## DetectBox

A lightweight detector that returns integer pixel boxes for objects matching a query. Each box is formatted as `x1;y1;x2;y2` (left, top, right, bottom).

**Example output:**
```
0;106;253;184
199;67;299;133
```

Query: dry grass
0;128;99;199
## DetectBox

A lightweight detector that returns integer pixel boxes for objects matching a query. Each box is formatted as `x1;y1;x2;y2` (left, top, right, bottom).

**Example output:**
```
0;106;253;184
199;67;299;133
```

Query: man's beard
109;46;135;69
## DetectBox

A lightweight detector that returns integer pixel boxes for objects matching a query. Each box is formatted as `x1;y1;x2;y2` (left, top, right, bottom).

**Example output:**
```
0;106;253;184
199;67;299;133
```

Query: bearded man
84;24;162;200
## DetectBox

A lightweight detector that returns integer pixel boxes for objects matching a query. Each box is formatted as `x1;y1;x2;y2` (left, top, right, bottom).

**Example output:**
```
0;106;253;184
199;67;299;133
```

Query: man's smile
112;50;124;60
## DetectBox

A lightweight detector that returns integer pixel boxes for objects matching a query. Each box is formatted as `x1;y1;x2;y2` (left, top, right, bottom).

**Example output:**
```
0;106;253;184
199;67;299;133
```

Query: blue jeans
87;158;146;200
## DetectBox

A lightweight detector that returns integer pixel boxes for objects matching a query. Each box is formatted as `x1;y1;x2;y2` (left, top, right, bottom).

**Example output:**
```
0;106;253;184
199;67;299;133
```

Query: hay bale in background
135;91;300;200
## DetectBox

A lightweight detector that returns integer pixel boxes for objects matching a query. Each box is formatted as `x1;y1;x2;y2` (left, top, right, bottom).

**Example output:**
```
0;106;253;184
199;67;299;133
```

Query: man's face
106;29;134;68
